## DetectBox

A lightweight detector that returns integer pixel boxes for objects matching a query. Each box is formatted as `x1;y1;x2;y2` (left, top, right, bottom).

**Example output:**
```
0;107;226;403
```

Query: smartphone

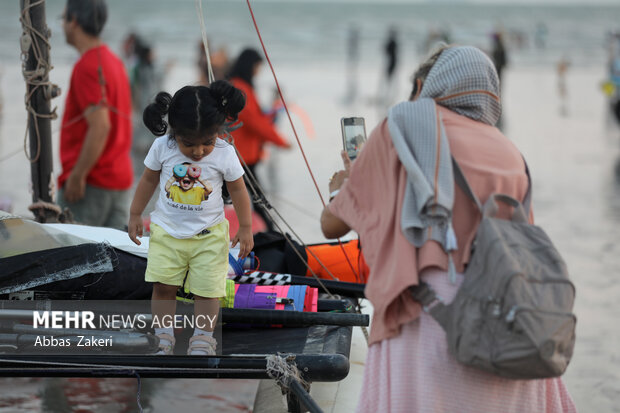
340;117;367;161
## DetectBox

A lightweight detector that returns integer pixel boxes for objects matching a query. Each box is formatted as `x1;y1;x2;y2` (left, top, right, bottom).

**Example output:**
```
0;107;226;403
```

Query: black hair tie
153;120;168;136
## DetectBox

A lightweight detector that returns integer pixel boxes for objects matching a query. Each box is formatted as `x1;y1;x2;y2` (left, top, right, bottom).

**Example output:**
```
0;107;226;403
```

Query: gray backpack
411;158;576;379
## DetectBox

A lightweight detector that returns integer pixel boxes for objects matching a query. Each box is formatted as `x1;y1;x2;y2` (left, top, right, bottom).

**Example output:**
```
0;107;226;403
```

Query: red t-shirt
58;44;133;190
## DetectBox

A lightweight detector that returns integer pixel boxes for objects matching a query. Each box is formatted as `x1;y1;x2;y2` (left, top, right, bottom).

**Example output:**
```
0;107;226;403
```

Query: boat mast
19;0;60;223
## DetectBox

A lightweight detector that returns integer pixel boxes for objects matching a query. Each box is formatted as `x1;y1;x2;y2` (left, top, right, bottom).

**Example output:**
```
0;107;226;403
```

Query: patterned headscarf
421;45;501;125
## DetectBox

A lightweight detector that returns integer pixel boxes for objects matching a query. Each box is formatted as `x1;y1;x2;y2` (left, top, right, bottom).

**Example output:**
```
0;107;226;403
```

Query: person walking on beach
343;24;360;105
57;0;133;230
197;39;230;85
491;31;507;84
375;27;400;110
321;45;576;412
384;27;399;95
129;38;173;170
128;81;253;355
227;48;291;230
557;55;570;116
0;66;4;118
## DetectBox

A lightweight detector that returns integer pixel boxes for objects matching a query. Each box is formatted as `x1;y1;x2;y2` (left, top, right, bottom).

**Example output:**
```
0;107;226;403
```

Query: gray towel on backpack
387;46;502;253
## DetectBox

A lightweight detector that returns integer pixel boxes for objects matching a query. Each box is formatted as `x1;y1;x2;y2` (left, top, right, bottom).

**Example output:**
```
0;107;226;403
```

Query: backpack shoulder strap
452;156;532;216
409;282;450;327
522;158;532;216
452;157;483;212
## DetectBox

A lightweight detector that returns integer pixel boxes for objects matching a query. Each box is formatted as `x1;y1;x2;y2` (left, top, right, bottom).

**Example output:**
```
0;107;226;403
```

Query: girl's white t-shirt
144;136;244;238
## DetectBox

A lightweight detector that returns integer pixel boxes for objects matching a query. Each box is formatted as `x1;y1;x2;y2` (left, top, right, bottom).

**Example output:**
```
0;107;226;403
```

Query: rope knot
265;353;309;394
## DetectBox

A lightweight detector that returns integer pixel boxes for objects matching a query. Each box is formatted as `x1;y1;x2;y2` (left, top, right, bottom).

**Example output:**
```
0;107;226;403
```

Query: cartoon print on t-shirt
165;162;213;205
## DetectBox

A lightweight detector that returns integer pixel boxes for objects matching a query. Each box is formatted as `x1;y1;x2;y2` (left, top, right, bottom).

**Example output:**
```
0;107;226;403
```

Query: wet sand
1;57;619;411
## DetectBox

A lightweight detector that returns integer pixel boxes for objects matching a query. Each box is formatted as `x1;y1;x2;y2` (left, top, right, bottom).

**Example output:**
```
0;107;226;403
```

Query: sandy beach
1;1;620;410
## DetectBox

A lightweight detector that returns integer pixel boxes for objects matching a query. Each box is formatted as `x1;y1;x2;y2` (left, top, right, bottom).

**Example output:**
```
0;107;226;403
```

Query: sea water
0;1;619;411
1;0;618;68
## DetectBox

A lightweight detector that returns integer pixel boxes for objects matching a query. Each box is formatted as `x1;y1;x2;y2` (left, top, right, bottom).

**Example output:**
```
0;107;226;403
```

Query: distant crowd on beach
119;19;551;124
340;21;558;116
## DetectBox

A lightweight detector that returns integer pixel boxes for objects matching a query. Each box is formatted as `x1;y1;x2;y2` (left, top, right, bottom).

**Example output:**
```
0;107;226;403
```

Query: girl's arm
226;177;254;258
128;167;160;245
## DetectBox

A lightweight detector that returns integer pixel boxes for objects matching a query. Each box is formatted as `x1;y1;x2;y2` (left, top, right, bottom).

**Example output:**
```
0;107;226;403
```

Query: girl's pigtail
210;80;245;121
143;91;172;136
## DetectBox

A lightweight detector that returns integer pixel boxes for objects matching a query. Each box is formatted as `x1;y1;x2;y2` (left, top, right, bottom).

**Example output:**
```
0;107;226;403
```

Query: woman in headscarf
321;45;576;412
227;48;290;230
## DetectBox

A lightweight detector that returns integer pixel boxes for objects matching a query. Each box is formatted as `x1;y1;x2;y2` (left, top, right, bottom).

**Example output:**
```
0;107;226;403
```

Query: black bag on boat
410;158;576;379
252;231;307;275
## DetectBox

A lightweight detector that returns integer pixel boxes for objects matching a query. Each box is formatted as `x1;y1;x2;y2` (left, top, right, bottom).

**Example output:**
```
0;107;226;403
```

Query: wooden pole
19;0;59;223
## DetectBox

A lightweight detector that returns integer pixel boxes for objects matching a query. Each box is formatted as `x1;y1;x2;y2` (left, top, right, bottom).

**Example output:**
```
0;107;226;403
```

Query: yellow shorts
145;221;230;298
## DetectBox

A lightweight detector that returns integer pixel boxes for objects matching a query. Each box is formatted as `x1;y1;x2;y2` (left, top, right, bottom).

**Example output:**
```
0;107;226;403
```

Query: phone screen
341;118;367;161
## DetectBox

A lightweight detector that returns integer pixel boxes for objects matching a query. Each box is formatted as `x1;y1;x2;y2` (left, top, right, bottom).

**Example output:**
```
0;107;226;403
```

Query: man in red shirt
57;0;133;230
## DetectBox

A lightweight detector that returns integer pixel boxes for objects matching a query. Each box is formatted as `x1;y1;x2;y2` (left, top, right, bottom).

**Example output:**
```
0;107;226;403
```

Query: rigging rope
19;0;56;164
226;133;341;297
244;0;325;207
11;0;131;190
195;0;215;85
244;0;362;283
192;1;365;296
191;0;349;290
0;147;24;163
133;372;144;413
265;354;309;395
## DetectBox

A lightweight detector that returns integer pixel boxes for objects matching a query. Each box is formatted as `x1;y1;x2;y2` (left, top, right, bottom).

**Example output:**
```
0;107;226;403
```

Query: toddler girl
128;81;253;355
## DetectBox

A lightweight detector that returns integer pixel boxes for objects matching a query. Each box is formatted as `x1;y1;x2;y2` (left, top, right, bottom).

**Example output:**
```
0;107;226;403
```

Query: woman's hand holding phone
328;150;351;194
